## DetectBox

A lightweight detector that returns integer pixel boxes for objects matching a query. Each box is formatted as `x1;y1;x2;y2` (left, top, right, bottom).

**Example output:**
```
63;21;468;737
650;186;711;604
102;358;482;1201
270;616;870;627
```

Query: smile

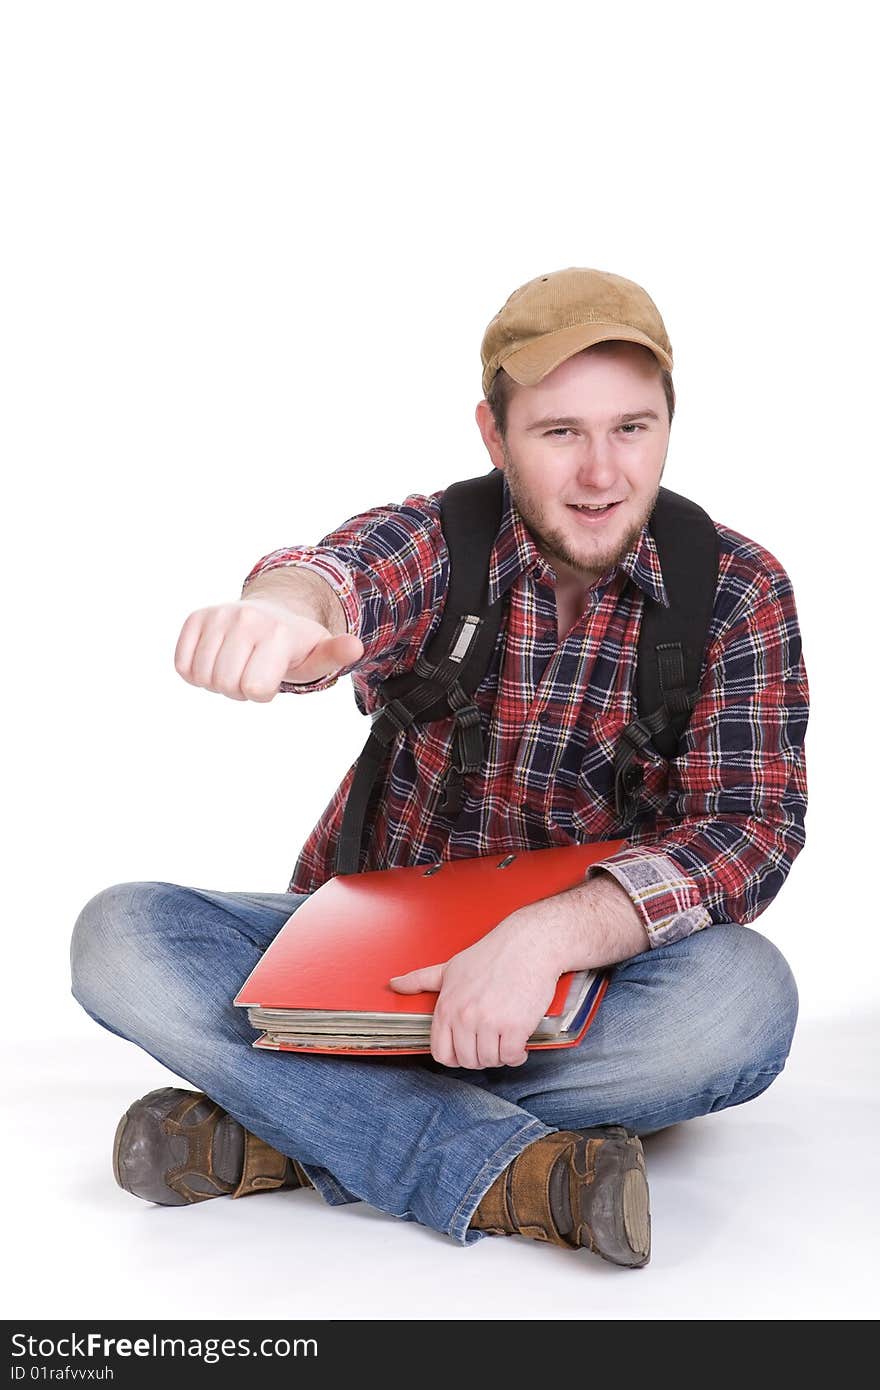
567;501;622;523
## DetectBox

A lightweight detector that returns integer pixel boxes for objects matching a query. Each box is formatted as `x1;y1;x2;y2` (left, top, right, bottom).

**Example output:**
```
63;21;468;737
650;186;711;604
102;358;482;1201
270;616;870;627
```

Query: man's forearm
241;566;349;637
507;870;651;972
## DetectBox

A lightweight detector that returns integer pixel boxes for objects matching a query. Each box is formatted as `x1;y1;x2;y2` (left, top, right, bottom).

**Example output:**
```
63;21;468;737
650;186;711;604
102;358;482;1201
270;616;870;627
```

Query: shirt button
537;709;553;723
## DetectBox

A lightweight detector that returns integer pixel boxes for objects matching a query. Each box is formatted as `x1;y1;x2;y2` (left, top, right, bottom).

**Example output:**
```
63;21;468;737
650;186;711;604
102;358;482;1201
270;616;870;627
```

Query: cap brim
498;321;673;387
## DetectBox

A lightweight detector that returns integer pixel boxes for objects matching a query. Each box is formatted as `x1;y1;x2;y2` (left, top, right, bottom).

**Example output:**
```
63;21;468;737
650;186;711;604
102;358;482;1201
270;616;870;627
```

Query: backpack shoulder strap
613;486;720;823
399;466;507;711
334;469;505;874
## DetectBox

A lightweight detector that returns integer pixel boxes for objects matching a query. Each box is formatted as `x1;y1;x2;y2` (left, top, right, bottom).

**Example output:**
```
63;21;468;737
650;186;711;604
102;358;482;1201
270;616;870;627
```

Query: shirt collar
487;471;670;610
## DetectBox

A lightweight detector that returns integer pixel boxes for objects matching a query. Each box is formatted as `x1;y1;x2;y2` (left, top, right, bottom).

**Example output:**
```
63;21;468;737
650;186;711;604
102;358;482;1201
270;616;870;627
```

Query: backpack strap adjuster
448;701;482;774
370;697;416;741
613;708;670;824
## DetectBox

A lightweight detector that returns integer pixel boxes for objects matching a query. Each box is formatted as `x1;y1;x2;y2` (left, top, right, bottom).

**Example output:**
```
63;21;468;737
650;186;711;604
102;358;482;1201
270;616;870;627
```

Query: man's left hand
388;916;560;1069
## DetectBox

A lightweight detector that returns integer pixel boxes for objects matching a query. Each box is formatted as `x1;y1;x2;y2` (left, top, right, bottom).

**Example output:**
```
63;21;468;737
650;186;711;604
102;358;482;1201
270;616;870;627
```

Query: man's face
476;343;670;591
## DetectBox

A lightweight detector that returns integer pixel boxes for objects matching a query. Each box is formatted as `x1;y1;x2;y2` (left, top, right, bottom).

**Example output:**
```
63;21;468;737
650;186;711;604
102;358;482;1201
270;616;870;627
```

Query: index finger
173;610;203;680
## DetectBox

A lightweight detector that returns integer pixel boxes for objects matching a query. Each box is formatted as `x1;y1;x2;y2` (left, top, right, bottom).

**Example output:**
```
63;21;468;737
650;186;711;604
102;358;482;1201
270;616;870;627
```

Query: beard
501;441;663;585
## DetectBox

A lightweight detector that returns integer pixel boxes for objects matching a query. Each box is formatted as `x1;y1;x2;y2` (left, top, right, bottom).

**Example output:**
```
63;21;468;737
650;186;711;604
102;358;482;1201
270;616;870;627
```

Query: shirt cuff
585;847;712;948
241;553;361;695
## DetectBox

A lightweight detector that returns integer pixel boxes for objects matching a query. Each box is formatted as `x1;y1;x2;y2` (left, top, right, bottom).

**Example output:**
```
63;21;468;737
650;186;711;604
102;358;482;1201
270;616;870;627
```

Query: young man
70;267;808;1269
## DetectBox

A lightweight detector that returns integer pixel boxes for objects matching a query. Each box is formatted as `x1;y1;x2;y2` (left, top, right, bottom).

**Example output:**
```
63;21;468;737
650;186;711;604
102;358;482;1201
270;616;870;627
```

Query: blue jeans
69;882;799;1246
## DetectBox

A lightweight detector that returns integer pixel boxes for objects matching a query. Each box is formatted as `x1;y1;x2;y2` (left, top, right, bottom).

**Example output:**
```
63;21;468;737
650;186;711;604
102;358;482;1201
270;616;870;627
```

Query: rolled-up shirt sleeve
586;565;809;947
240;492;448;694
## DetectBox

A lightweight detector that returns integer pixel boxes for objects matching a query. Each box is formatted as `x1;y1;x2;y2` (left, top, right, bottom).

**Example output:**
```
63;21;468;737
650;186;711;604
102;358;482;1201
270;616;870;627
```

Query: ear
475;399;507;472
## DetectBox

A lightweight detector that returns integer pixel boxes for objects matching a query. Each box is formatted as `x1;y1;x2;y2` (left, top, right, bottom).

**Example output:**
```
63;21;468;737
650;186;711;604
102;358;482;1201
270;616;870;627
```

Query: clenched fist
174;598;365;702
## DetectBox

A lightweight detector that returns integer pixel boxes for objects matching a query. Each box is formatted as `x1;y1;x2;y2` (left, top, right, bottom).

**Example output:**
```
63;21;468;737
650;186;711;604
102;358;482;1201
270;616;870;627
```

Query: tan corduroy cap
480;266;673;398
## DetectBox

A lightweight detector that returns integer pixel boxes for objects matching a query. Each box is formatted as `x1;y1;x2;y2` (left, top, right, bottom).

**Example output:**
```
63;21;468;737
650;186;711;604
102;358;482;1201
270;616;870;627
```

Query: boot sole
576;1127;651;1268
112;1109;128;1191
621;1164;651;1263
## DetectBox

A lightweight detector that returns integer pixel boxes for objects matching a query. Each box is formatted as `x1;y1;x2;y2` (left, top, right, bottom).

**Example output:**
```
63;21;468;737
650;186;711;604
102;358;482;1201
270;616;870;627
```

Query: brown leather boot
112;1087;314;1205
469;1125;650;1267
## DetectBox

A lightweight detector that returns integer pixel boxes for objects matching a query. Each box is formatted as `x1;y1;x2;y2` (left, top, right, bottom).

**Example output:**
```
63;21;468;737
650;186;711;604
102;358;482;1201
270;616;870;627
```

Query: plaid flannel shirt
241;472;809;948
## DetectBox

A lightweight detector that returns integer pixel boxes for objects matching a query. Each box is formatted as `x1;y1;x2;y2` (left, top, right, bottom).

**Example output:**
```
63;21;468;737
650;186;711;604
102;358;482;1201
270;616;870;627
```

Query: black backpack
334;468;719;876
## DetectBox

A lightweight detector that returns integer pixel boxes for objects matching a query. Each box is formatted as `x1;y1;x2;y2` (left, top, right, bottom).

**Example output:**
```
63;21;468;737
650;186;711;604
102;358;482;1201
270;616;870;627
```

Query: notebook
233;839;627;1055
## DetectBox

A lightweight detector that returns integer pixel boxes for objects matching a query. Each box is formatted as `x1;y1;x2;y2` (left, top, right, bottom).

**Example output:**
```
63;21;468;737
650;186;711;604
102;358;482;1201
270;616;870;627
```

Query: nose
573;439;618;490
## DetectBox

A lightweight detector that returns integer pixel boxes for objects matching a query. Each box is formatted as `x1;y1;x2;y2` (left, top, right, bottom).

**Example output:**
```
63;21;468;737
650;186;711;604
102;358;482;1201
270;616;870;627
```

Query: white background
3;0;877;1322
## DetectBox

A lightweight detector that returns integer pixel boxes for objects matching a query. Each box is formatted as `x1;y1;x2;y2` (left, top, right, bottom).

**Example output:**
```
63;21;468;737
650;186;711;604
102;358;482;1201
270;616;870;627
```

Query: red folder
234;840;627;1056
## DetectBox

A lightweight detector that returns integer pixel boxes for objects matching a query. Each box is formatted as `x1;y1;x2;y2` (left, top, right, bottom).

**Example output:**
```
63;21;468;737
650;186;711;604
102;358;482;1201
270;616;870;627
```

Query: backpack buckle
370;697;416;741
618;716;657;757
614;717;654;823
449;702;482;773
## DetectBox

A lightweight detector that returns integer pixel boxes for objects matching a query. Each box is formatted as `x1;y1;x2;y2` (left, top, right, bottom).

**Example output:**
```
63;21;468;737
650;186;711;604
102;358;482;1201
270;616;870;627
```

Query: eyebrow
525;409;660;432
